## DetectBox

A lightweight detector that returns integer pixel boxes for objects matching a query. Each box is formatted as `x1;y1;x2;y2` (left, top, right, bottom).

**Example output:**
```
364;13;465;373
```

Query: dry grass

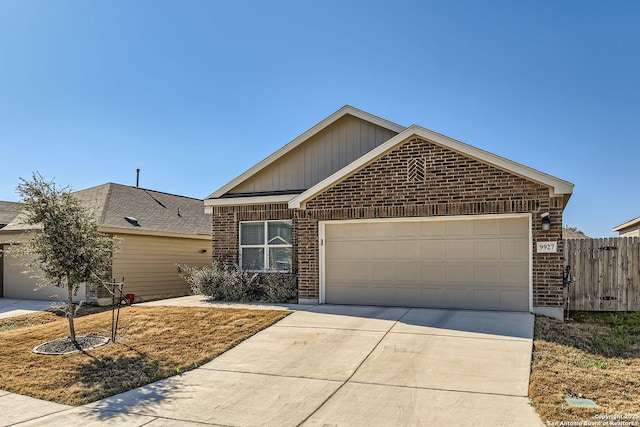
530;312;640;423
0;306;289;405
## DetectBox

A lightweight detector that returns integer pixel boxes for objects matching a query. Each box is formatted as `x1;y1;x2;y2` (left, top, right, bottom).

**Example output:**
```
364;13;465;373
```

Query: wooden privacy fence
564;237;640;311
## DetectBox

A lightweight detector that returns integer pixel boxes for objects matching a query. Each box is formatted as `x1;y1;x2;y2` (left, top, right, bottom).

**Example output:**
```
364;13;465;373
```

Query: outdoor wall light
541;212;551;231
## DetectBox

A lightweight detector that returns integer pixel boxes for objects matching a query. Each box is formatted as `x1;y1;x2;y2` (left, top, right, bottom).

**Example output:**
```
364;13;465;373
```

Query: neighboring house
205;105;574;320
613;216;640;237
0;201;22;229
563;226;589;239
0;183;211;304
0;201;24;298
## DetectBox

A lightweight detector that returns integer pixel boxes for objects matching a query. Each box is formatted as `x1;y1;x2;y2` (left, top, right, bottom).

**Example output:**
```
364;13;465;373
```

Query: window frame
239;220;293;272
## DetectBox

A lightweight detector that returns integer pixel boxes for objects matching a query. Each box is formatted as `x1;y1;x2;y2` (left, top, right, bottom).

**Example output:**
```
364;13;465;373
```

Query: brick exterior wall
211;137;566;309
211;203;295;267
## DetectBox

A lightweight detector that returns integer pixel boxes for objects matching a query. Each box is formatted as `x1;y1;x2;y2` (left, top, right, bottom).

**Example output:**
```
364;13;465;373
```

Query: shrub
179;263;298;304
218;268;259;302
177;262;226;299
178;262;259;302
260;272;298;303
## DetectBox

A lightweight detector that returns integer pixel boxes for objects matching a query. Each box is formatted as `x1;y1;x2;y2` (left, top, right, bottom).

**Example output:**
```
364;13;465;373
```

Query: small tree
14;173;117;344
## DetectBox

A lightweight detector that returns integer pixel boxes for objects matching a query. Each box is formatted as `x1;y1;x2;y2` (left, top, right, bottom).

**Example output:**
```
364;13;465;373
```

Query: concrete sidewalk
0;297;544;426
0;298;55;319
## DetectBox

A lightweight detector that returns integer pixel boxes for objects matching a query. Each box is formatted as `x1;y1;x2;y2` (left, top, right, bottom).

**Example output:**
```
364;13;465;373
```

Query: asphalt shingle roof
1;183;210;236
0;201;23;228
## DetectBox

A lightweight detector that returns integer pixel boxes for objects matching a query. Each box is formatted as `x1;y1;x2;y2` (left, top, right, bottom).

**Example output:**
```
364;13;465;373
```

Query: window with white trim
240;220;292;272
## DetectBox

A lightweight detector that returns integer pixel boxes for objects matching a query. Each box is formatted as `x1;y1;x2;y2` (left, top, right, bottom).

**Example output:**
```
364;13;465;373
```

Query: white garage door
322;215;530;311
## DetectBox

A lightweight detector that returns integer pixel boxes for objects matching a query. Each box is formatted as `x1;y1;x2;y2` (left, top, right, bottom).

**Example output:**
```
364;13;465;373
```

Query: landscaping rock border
32;335;109;355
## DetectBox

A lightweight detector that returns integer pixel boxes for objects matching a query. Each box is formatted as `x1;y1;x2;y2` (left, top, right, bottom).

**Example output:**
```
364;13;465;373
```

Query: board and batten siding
229;114;399;194
111;234;210;301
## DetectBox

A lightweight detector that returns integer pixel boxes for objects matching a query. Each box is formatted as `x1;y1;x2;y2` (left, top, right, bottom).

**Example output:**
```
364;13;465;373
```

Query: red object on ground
125;294;135;304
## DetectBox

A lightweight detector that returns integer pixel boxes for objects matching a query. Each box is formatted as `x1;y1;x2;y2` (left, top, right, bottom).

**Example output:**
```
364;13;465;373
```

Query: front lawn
530;312;640;423
0;306;289;405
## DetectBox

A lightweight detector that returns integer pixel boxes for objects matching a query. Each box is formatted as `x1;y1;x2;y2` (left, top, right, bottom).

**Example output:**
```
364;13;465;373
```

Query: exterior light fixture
541;212;551;231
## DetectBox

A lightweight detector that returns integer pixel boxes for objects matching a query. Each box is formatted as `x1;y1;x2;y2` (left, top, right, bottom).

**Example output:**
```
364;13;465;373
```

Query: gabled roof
289;125;574;209
613;216;640;233
1;183;211;237
206;105;405;200
0;201;23;228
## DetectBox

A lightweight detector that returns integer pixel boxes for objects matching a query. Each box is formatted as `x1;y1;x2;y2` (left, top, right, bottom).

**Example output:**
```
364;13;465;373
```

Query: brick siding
211;137;565;309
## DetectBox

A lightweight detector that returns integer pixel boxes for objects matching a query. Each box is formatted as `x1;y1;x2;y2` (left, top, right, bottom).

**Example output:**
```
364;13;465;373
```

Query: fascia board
412;126;575;196
612;216;640;232
206;105;406;199
289;125;574;209
204;194;297;207
98;227;211;239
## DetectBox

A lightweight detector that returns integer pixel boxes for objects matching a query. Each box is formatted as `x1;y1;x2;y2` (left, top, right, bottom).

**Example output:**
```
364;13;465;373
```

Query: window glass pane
267;221;292;245
242;248;264;270
269;247;292;271
241;222;264;245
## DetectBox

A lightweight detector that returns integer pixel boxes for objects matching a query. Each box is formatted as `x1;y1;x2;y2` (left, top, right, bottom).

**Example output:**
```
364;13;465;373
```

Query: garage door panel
371;287;395;304
420;221;445;237
445;264;474;283
325;242;348;260
420;287;447;307
474;289;501;310
324;216;530;311
445;288;474;308
474;218;500;236
395;264;419;282
372;264;395;282
372;243;391;259
445;221;474;237
372;223;394;238
349;264;373;282
501;240;528;260
474;241;501;259
474;265;501;284
421;264;446;282
501;290;529;311
395;241;420;259
325;262;350;281
445;241;473;259
395;222;418;237
501;264;529;284
500;217;529;236
420;242;445;260
396;287;420;306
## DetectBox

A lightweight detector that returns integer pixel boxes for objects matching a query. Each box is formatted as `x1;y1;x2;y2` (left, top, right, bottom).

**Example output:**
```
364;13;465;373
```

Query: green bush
218;268;259;302
177;262;226;299
260;272;298;303
178;262;298;303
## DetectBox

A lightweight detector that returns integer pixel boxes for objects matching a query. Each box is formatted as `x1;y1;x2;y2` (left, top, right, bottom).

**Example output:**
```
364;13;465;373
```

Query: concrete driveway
1;304;544;426
0;298;54;319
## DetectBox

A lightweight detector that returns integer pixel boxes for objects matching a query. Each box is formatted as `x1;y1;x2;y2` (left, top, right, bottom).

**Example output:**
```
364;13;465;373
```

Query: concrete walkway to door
0;299;544;426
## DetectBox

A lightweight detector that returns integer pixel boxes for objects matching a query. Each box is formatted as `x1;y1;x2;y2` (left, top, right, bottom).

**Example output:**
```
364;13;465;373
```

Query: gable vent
407;157;427;183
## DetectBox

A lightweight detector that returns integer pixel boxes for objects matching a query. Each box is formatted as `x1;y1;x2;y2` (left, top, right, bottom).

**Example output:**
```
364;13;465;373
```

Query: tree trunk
67;274;77;344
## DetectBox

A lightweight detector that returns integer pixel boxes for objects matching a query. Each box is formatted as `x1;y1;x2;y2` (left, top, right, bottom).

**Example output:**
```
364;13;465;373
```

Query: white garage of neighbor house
0;183;211;304
206;106;574;319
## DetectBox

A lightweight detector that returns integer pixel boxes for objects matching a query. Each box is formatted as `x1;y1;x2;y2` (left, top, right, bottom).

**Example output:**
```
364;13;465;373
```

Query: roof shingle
1;183;210;236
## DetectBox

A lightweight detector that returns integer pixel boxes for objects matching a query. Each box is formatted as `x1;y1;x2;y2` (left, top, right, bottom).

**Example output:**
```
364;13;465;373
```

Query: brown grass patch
530;312;640;423
0;306;289;405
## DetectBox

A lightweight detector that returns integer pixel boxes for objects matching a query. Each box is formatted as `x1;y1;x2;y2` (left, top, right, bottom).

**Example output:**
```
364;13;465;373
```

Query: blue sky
1;1;638;237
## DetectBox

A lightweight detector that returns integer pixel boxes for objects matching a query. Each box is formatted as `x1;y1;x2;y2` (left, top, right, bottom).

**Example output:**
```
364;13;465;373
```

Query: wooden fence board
564;237;640;312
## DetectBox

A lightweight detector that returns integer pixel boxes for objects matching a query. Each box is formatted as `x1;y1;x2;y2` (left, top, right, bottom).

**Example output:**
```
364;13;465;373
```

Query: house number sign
536;241;558;253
